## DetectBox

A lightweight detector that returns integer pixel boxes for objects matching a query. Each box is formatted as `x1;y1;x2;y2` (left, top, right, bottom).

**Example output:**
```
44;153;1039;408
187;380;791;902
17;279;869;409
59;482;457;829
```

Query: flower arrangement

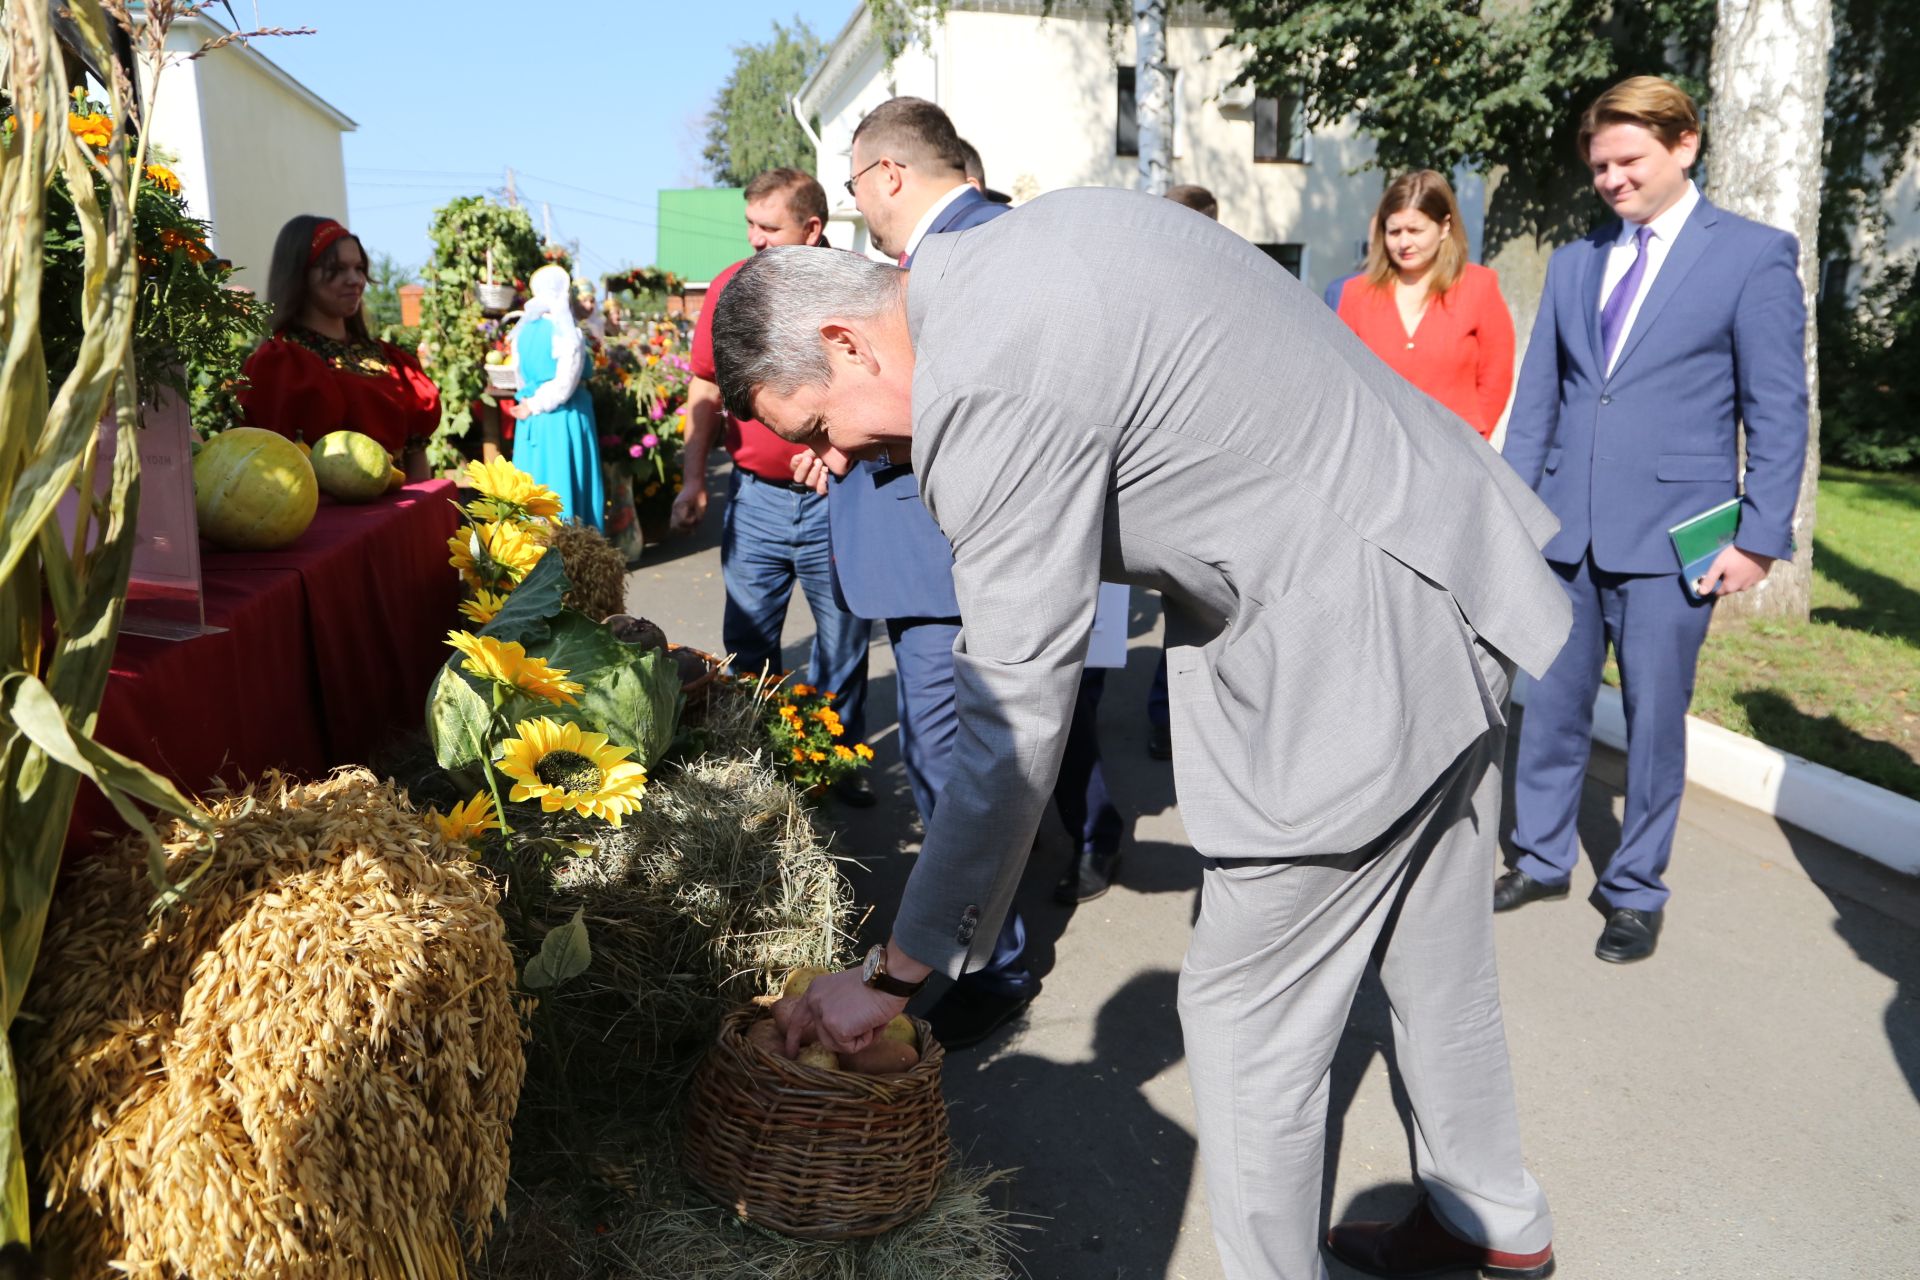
14;92;263;433
754;678;873;791
586;320;693;529
602;265;684;300
429;458;681;844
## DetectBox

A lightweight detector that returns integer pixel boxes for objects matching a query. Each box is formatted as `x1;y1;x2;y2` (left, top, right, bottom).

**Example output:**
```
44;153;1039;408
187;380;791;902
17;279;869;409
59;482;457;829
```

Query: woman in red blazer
1335;170;1515;441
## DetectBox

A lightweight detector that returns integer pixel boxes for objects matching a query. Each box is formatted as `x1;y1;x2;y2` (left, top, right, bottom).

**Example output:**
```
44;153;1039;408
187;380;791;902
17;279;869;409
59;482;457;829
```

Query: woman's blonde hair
1363;170;1470;295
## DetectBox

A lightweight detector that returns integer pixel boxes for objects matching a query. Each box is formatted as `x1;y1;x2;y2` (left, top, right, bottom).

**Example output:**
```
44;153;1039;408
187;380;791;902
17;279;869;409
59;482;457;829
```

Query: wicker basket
484;363;519;394
475;281;517;313
668;643;723;710
682;1005;950;1239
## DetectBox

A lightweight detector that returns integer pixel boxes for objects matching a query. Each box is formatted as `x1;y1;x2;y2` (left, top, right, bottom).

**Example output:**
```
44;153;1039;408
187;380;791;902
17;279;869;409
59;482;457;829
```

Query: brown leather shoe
1326;1196;1555;1278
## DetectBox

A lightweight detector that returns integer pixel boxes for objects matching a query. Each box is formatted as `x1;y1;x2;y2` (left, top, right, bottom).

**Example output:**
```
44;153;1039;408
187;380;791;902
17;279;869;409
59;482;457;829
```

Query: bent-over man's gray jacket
894;188;1571;977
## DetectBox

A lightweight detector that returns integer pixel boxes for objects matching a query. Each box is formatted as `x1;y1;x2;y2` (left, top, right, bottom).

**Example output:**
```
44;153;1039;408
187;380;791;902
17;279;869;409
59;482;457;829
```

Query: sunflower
429;791;502;845
458;589;510;626
446;630;582;705
463;458;564;522
448;519;546;591
495;717;648;825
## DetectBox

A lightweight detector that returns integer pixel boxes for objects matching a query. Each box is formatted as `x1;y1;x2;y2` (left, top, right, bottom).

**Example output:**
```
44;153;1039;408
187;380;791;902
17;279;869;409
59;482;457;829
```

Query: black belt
741;470;814;494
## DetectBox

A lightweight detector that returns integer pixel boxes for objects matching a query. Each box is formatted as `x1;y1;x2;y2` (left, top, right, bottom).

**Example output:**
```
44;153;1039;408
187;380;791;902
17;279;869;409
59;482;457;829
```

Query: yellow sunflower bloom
458;589;510;625
854;743;875;761
463;458;564;521
448;519;546;591
430;791;502;845
446;630;583;705
495;717;648;825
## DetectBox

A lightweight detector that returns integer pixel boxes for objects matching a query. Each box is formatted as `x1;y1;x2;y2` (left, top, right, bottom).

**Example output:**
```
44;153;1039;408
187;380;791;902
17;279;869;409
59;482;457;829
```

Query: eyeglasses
844;157;900;198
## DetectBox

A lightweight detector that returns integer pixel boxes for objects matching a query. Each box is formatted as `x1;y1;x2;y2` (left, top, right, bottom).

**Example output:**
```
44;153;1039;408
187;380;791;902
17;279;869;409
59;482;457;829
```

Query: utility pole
542;201;553;244
505;166;518;208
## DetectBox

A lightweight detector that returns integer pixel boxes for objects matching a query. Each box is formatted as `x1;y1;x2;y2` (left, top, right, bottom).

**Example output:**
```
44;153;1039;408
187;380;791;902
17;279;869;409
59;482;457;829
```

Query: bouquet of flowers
755;679;873;791
586;321;692;521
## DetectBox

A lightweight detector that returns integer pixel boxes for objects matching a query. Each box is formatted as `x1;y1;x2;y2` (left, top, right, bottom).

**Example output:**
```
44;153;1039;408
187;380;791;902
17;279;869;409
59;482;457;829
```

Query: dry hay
474;1107;1024;1280
501;746;852;1103
19;769;526;1280
543;522;630;622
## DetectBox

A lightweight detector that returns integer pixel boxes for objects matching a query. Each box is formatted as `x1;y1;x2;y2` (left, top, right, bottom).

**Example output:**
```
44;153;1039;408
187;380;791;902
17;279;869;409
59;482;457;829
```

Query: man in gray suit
716;189;1567;1280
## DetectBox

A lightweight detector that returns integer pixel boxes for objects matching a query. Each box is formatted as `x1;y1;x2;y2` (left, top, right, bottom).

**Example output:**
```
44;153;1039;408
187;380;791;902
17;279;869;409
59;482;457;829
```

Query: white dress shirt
1598;180;1700;375
901;182;974;262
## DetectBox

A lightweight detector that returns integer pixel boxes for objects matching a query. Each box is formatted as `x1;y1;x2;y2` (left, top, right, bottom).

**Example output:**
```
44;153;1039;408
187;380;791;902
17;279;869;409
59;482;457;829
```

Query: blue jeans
721;469;870;741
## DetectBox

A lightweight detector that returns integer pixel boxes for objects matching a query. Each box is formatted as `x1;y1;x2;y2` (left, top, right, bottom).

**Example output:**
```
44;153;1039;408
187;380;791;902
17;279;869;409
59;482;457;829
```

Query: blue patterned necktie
1600;224;1654;369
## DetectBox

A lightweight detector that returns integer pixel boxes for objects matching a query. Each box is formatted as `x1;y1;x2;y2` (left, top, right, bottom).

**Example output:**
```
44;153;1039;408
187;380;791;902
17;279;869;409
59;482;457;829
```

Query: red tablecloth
69;479;460;849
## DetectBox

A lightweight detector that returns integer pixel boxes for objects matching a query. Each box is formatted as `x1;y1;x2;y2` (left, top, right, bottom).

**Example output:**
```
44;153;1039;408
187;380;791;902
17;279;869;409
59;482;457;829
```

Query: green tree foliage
1218;0;1713;252
1821;0;1920;259
702;19;827;187
363;252;413;332
1820;256;1920;471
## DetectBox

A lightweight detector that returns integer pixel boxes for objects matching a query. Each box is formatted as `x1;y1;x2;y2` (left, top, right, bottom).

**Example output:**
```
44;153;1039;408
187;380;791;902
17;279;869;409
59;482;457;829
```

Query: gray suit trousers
1177;720;1552;1280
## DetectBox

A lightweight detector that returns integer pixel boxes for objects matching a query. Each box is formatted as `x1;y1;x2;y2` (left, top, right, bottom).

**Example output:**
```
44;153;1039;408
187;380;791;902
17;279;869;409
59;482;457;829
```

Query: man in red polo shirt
675;169;873;804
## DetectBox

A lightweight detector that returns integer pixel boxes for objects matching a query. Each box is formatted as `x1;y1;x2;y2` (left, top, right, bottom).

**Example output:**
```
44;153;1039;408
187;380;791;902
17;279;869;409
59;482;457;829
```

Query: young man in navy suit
1496;77;1808;964
818;98;1125;1046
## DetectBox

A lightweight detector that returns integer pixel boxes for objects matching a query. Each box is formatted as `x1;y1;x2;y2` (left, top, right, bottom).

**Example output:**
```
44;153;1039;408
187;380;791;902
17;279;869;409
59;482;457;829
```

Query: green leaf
522;907;591;989
425;660;493;772
0;1033;28;1247
477;550;570;647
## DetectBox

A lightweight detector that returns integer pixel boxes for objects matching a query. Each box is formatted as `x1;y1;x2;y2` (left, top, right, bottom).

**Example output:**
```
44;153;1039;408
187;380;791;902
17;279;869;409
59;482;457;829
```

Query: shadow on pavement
943;969;1196;1280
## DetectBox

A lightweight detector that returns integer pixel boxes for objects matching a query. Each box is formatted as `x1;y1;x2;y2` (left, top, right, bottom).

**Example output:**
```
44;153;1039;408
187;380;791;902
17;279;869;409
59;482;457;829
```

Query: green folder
1669;498;1742;599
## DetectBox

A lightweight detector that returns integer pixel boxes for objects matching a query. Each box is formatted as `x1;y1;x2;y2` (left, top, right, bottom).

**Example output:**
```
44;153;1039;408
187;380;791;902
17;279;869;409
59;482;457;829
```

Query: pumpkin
309;430;393;503
193;428;317;550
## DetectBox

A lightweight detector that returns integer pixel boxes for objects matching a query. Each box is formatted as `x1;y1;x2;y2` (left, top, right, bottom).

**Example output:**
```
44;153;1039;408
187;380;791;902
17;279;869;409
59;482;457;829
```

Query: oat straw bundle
542;521;629;622
20;769;526;1279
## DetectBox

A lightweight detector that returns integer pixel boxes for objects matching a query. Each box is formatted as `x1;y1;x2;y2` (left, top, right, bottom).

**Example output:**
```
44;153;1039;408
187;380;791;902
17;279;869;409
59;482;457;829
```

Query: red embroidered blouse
1335;261;1516;440
239;327;441;455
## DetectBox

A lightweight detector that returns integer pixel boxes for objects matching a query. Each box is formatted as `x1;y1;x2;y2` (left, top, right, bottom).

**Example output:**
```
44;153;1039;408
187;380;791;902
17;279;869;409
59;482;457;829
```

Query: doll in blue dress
510;264;605;529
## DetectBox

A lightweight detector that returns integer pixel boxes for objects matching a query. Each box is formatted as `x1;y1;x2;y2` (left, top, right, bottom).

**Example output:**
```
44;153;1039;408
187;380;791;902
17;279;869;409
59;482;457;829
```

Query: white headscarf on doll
510;263;587;416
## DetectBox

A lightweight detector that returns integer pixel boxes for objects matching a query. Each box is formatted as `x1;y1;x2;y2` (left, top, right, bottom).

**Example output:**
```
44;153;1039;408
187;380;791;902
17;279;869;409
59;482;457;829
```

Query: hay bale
543;522;629;622
20;770;526;1280
503;749;851;1099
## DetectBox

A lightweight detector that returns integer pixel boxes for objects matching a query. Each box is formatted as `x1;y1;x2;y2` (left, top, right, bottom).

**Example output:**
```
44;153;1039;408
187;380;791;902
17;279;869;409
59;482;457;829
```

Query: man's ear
1672;129;1702;171
820;320;880;374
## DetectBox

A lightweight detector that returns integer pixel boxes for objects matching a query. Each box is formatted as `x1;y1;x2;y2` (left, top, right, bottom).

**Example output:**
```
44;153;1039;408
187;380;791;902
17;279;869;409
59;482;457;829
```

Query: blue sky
250;0;859;277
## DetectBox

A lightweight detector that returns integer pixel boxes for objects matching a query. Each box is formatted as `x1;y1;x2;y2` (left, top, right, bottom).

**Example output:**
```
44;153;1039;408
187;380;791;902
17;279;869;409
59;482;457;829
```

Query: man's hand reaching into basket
779;968;907;1056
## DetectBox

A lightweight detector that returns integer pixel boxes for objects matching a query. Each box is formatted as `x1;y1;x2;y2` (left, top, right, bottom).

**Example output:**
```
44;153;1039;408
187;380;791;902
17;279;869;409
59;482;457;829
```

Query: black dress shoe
1053;847;1120;904
830;774;876;808
1595;907;1661;963
1327;1195;1555;1278
924;981;1036;1051
1147;721;1173;761
1492;870;1570;913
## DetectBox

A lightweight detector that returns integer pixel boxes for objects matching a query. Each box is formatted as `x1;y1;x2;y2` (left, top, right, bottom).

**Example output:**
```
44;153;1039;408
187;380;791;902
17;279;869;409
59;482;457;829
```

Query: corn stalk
0;1;211;1250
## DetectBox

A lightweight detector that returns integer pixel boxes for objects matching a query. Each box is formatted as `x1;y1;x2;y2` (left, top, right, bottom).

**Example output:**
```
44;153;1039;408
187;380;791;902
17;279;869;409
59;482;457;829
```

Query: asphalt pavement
634;471;1920;1280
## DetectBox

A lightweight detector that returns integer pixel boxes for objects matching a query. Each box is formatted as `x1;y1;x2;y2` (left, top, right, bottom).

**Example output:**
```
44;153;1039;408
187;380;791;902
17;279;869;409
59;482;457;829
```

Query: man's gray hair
711;246;904;423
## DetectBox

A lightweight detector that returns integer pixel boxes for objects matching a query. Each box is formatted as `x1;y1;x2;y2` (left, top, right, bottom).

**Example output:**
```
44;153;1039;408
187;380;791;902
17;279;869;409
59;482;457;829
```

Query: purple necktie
1600;224;1653;369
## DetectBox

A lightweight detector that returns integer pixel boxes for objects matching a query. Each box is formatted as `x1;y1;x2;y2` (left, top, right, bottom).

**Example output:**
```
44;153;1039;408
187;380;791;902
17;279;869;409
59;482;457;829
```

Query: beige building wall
138;15;354;296
800;1;1382;296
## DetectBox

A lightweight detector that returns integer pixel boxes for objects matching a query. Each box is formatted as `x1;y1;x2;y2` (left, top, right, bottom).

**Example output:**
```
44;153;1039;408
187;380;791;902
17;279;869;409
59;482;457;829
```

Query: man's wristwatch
861;944;928;997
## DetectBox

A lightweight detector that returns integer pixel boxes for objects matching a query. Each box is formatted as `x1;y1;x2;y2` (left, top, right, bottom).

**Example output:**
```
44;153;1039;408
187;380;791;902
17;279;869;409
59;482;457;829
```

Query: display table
68;479;461;849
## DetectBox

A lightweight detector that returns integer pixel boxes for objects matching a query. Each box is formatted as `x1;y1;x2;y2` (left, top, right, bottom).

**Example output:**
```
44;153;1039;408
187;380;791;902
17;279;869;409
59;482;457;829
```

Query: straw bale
20;769;526;1280
543;522;629;622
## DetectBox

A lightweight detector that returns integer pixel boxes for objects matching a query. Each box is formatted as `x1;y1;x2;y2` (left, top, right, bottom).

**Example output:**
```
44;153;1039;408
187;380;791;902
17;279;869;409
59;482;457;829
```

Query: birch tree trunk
1134;0;1173;195
1707;0;1832;622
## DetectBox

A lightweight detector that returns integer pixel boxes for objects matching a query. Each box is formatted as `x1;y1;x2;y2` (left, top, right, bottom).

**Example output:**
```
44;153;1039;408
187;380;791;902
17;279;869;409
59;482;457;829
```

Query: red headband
307;219;350;265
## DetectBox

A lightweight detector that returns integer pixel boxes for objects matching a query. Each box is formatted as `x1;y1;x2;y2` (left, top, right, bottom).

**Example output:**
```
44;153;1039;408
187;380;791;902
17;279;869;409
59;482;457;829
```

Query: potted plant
420;196;543;468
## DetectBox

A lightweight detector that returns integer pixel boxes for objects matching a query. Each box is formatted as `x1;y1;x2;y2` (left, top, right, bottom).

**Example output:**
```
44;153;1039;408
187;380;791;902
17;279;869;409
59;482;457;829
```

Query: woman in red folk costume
241;216;439;479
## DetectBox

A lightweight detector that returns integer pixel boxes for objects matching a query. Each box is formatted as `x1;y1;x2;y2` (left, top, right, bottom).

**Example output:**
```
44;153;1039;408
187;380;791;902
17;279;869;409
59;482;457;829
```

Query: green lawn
1610;467;1920;801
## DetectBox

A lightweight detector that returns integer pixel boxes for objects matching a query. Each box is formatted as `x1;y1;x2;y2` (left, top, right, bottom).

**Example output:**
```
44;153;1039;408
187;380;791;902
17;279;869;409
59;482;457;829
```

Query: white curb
1512;677;1920;877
